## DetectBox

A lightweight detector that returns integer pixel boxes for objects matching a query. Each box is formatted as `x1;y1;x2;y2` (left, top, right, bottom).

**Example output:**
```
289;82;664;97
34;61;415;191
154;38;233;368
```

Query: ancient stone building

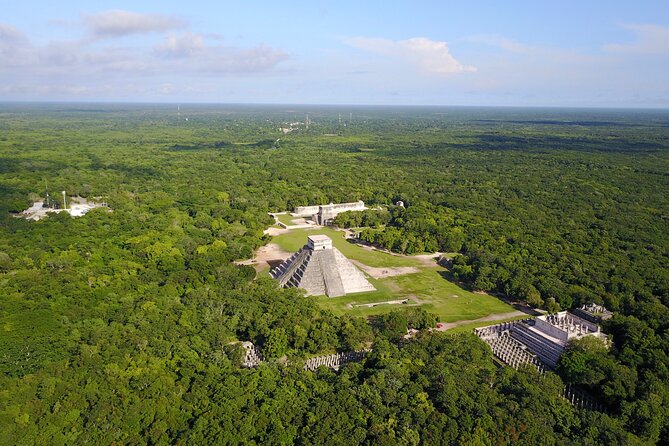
270;235;375;297
293;200;366;225
476;311;608;369
572;303;614;323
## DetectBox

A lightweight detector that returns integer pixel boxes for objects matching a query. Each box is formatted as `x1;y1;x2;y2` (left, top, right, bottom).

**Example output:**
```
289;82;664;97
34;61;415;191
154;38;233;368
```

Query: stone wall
315;201;365;225
292;201;365;224
293;205;321;217
534;316;570;344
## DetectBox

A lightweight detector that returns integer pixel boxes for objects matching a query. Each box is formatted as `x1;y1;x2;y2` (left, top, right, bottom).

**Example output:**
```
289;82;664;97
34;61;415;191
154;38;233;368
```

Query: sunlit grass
315;269;513;322
276;213;298;226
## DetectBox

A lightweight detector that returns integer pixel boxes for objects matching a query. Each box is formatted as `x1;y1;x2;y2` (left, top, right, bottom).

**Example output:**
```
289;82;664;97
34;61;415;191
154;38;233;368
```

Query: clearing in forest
268;227;514;323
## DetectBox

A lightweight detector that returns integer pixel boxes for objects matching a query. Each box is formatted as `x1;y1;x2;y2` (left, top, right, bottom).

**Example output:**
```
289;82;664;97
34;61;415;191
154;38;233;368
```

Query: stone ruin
270;235;375;297
475;322;546;373
572;303;613;323
476;311;607;369
293;200;366;226
240;341;264;368
238;340;369;372
303;349;371;371
476;314;610;412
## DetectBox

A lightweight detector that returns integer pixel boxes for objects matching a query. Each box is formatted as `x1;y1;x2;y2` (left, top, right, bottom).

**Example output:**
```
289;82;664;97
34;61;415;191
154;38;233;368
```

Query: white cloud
603;24;669;54
155;33;205;58
83;10;186;38
152;32;288;73
0;23;33;66
0;23;28;43
0;14;289;101
345;37;476;74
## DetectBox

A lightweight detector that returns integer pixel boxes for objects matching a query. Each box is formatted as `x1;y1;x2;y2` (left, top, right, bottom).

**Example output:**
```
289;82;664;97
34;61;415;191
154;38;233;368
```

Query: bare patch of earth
351;260;419;279
264;226;289;236
236;243;293;271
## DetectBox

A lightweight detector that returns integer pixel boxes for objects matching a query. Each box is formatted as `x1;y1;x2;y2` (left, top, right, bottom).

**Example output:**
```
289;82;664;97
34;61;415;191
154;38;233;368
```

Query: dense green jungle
1;103;668;445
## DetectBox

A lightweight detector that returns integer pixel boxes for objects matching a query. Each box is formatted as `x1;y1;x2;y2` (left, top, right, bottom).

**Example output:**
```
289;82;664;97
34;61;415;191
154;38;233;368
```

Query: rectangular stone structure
308;235;333;250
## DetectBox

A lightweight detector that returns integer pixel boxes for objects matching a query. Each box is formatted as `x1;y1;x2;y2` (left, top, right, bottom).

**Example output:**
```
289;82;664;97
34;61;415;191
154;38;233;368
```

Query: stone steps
510;323;564;368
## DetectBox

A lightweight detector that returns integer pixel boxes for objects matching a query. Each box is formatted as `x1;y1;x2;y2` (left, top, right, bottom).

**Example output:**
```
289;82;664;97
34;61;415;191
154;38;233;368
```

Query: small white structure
15;196;108;221
534;312;603;345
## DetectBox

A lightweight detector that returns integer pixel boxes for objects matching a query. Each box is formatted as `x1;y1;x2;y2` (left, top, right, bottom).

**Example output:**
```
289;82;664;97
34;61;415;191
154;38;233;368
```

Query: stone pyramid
270;235;376;297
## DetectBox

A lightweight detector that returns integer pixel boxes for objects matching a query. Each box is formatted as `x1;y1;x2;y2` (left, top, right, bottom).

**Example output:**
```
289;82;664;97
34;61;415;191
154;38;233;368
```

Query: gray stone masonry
271;235;375;297
240;341;264;368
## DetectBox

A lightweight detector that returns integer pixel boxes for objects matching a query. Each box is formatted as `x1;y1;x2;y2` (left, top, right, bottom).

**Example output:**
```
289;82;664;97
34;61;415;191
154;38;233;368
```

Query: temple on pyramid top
307;234;332;250
270;235;375;297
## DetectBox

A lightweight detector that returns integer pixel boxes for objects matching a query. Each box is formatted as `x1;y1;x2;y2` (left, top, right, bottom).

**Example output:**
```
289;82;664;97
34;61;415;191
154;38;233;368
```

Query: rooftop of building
308;235;332;242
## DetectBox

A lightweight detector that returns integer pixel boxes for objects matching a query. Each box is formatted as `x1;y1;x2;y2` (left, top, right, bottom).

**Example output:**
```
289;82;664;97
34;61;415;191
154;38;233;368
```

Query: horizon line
0;100;668;111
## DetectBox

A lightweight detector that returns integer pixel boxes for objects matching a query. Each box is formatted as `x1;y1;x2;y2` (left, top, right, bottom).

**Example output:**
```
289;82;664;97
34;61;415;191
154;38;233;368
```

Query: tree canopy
1;104;668;444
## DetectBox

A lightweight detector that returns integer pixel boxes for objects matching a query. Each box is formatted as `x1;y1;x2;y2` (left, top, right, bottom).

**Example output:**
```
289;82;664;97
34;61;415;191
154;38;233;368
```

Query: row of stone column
484;333;546;373
239;341;370;371
564;384;607;413
303;349;371;371
474;321;521;340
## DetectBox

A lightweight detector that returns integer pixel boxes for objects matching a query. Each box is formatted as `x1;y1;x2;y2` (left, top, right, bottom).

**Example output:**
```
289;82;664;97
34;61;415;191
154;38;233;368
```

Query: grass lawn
444;314;528;334
272;227;420;268
312;268;513;322
276;213;299;226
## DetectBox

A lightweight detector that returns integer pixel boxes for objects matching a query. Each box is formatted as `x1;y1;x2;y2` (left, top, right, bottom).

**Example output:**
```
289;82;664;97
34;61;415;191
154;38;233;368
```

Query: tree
376;311;408;341
263;328;288;359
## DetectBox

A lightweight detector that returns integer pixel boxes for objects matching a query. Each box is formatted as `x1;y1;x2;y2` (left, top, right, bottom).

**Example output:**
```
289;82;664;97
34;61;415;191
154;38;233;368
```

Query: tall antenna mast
306;114;310;129
62;191;67;210
178;105;181;121
339;113;342;126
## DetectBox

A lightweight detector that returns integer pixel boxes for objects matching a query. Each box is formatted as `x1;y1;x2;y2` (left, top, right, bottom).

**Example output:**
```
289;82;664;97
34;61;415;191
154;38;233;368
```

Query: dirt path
434;310;526;331
409;253;442;268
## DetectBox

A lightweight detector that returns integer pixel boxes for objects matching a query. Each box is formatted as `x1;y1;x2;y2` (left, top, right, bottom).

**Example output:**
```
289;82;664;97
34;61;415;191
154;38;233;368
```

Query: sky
0;0;668;107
